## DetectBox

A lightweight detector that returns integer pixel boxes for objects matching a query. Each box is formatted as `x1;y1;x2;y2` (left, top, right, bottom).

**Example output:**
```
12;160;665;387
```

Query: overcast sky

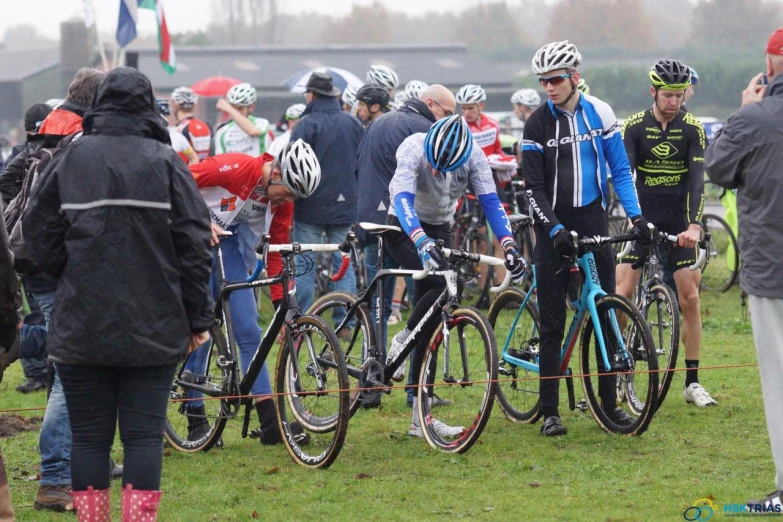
1;0;490;40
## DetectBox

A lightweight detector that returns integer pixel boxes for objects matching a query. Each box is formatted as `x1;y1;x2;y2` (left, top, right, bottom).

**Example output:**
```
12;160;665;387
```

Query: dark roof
134;44;511;91
0;49;60;83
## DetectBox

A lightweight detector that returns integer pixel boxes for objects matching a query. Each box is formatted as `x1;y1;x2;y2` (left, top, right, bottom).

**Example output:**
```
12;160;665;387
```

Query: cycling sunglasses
538;73;573;87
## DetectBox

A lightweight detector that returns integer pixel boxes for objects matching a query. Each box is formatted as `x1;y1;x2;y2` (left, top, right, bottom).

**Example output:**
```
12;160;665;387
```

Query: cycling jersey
168;128;194;164
190;153;291;301
521;93;641;237
213;115;274;156
388;132;514;249
176;116;212;160
621;108;705;226
467;113;513;160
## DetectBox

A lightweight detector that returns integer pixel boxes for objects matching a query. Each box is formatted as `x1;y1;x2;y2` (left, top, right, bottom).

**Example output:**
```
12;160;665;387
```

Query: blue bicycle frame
501;252;627;376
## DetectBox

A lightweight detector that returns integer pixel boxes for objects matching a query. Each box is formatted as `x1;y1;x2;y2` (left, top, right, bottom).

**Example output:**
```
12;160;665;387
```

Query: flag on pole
116;0;176;75
116;0;138;48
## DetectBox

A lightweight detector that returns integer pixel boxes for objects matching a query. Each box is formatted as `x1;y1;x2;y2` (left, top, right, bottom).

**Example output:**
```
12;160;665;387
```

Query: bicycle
616;229;709;411
308;222;511;453
504;180;535;288
700;213;739;292
164;232;352;469
451;191;495;308
488;230;659;435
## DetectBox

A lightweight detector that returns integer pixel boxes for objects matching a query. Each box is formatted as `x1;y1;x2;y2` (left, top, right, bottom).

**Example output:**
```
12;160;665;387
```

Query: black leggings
57;363;176;491
534;199;616;418
385;216;453;384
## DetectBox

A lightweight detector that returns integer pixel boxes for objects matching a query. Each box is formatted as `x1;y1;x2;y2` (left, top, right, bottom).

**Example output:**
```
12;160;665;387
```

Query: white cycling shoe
408;397;465;439
683;383;717;407
386;330;408;382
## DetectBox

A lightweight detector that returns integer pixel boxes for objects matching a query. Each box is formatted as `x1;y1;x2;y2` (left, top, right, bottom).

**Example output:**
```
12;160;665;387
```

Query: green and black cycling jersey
621;108;705;227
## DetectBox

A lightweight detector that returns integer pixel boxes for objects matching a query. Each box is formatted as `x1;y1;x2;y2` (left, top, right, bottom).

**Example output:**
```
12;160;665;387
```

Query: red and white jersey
168;128;193;164
190;152;293;301
467;113;513;161
176;116;212;160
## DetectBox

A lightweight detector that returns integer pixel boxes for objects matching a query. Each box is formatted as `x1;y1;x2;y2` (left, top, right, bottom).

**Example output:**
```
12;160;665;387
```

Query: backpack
3;134;75;274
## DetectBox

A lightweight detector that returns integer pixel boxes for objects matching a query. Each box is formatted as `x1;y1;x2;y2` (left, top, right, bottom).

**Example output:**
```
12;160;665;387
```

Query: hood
38;108;83;137
82;67;170;144
400;98;436;123
765;73;783;97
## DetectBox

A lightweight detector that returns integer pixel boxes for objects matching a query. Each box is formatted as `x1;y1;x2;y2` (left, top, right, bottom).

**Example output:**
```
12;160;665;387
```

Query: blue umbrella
284;67;364;93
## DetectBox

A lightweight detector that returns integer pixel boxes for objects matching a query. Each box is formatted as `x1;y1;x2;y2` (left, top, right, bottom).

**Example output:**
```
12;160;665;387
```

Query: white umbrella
284;67;364;94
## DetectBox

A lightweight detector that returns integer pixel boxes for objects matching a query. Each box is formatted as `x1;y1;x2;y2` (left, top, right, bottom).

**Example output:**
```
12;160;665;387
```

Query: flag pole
86;0;110;70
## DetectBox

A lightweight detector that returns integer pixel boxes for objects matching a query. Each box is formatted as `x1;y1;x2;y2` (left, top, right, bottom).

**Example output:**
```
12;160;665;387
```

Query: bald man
355;84;455;408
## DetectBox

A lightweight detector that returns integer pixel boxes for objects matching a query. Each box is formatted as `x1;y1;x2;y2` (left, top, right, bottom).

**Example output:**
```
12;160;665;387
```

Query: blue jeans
185;233;272;407
294;223;356;322
20;287;48;381
33;290;72;488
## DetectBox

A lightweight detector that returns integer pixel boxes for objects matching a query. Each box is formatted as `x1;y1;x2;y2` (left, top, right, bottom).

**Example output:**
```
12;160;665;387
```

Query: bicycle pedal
248;428;262;440
576;399;589;412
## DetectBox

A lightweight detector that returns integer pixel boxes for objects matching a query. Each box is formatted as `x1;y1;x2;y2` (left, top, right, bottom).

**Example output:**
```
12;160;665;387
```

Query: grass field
0;287;774;521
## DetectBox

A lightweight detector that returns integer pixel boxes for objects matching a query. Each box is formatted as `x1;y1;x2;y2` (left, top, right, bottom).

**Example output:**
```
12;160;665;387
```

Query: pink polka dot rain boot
121;484;162;522
71;486;111;522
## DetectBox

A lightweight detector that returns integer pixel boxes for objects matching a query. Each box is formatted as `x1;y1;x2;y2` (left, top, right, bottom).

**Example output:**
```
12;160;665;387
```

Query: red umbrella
191;76;242;97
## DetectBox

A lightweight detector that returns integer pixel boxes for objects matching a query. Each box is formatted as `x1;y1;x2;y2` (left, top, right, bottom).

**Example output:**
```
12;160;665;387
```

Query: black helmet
355;84;390;109
649;59;692;90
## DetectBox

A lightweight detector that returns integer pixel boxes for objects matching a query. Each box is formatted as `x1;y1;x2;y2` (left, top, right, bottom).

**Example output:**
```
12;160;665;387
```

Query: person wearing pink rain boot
23;67;215;522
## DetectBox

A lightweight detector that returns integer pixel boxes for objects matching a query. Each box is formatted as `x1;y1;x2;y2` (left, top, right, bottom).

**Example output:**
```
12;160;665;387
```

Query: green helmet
649;59;691;90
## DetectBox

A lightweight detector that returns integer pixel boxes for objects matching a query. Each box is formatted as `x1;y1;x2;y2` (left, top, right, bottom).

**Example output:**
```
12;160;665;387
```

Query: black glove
503;248;527;284
553;229;578;259
631;215;654;245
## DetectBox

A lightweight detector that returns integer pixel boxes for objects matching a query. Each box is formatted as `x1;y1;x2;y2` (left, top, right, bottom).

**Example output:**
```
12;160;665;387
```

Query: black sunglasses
538;73;573;87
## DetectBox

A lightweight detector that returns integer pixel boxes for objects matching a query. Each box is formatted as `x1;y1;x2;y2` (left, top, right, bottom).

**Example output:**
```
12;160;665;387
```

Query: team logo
651;141;679;159
220;197;237;211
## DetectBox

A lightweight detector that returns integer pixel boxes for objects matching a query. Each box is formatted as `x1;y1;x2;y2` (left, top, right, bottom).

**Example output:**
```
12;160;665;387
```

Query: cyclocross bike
164;232;353;469
617;229;709;411
308;222;511;453
488;230;659;436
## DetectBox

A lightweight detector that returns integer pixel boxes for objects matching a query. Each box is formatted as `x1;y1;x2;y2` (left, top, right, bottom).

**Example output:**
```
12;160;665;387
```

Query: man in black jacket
24;67;214;520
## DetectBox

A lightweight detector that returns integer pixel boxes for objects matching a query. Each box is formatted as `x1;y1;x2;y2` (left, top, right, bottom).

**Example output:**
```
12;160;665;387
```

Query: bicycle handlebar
246;231;356;283
614;230;710;271
411;248;512;294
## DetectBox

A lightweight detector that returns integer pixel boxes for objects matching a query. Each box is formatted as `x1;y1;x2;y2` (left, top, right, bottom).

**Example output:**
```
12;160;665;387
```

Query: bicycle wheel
516;225;535;290
641;283;680;411
700;213;739;293
165;324;231;452
418;307;498;453
608;216;630;258
487;288;542;423
460;230;491;307
275;315;350;468
306;292;376;416
579;295;658;435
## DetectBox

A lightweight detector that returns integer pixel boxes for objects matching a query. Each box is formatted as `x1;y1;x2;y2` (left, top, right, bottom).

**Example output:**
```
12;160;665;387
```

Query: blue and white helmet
424;115;473;173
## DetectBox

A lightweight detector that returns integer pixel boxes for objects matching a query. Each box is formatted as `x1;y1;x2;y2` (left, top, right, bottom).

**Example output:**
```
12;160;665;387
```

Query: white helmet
393;91;408;106
456;84;486;105
532;40;582;75
226;83;257;106
366;64;399;90
45;98;64;109
405;80;428;100
511;88;541;107
342;84;360;107
280;139;321;199
285;103;306;121
171;86;198;107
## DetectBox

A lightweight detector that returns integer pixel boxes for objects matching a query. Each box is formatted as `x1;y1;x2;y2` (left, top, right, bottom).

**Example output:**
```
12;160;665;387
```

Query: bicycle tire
306;292;376;416
700;213;739;293
418;307;498;453
579;295;658;436
644;283;679;410
164;324;231;452
460;231;490;308
516;225;535;290
275;314;350;469
608;216;630;258
487;288;543;424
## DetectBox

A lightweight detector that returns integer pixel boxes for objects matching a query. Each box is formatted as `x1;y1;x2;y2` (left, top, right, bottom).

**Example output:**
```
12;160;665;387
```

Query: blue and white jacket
521;93;641;237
